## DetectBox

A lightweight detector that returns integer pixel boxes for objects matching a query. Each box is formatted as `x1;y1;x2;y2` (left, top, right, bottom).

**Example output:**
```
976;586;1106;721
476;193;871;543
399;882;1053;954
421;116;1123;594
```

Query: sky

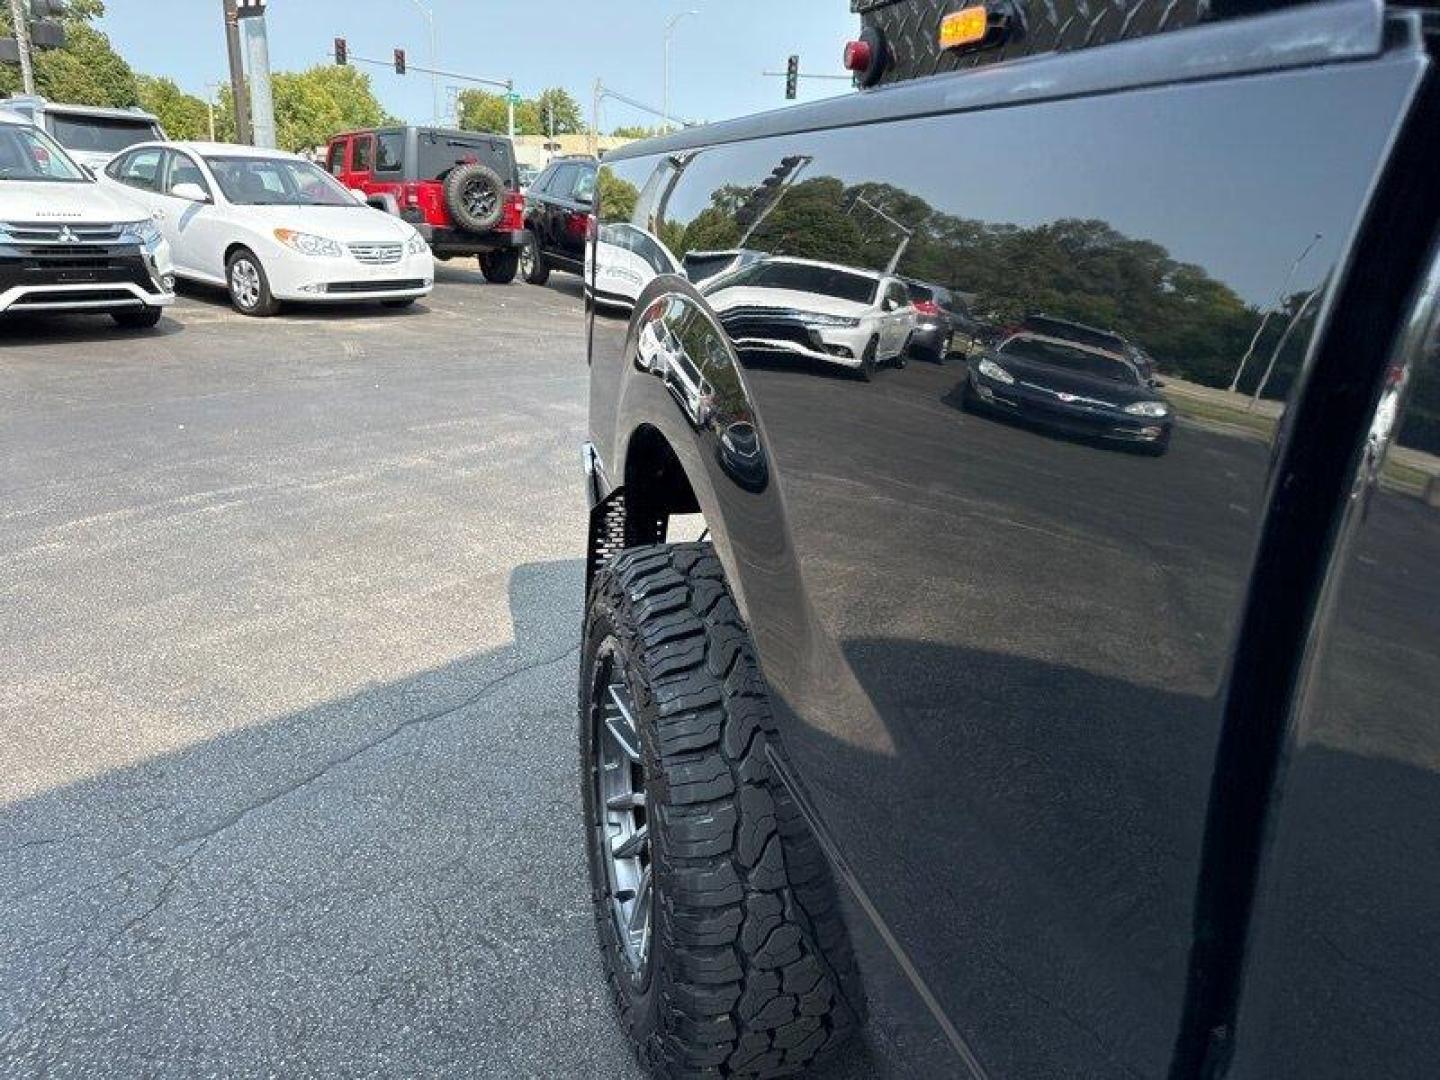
98;0;862;130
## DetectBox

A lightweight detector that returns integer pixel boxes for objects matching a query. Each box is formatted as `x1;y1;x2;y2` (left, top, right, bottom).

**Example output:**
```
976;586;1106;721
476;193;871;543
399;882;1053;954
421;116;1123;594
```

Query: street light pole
409;0;440;125
663;10;697;134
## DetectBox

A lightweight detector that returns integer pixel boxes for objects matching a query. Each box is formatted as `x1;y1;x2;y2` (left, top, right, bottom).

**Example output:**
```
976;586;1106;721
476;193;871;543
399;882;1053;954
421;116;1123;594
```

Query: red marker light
843;39;873;73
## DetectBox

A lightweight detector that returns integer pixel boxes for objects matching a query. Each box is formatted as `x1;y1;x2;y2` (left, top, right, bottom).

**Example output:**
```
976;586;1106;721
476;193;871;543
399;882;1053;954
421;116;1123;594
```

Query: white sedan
101;141;433;317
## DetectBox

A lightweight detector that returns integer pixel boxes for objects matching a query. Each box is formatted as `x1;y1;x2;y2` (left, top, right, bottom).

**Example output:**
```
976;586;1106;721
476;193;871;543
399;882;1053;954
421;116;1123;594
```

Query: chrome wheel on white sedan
226;249;278;318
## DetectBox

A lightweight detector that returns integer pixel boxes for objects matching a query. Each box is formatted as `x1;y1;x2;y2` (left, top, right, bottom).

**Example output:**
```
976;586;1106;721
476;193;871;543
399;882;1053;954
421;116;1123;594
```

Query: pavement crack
166;645;580;853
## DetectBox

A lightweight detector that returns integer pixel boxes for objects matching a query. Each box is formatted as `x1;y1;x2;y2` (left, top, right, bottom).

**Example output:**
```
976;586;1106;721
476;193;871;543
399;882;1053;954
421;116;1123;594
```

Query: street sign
235;0;266;18
505;92;522;104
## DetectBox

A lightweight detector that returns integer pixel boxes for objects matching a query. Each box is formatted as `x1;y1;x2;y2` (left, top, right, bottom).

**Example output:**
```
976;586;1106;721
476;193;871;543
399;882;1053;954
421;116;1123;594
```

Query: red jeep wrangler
326;126;530;283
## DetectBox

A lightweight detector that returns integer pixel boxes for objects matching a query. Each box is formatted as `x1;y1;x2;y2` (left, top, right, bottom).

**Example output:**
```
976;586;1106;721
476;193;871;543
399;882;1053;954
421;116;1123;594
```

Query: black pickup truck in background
578;1;1440;1076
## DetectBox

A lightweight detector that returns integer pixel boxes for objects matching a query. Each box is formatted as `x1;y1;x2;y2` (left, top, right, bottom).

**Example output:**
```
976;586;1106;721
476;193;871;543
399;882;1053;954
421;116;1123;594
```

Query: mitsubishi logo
57;226;81;244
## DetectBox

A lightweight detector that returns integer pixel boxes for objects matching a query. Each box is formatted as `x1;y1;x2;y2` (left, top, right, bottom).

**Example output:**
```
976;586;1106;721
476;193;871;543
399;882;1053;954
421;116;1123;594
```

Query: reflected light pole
663;10;698;134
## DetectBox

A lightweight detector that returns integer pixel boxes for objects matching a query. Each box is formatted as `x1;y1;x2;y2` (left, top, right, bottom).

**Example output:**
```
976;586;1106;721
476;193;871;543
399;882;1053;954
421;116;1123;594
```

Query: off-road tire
581;543;862;1078
479;250;520;284
442;163;506;233
521;232;550;285
112;306;163;329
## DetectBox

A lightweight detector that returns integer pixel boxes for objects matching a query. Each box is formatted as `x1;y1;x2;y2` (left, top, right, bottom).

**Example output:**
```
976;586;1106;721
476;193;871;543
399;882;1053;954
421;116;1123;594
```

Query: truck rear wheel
479;250;519;284
581;543;862;1078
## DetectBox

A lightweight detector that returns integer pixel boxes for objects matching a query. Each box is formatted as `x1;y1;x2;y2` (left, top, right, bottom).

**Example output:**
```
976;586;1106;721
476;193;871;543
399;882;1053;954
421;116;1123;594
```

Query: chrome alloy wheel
590;638;652;978
230;259;261;310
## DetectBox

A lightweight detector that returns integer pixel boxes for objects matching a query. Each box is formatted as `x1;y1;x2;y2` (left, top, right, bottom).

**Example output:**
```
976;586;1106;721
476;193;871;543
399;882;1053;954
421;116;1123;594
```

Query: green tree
458;89;538;135
268;65;389;152
0;2;139;106
533;87;582;134
136;76;209;140
611;125;662;140
597;170;639;224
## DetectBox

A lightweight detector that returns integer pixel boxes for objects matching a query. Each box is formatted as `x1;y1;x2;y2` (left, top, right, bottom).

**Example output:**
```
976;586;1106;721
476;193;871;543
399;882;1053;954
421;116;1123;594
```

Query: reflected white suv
0;110;175;328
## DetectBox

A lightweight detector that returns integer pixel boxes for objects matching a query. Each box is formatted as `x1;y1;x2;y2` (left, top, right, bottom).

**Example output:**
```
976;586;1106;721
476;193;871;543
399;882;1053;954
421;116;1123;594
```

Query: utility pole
222;0;252;144
591;78;600;157
240;5;276;148
506;80;515;139
1229;232;1322;393
7;0;34;94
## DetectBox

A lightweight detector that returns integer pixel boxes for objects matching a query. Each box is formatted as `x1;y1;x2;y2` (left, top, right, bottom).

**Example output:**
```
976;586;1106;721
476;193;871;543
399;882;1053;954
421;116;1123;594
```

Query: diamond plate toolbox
850;0;1259;84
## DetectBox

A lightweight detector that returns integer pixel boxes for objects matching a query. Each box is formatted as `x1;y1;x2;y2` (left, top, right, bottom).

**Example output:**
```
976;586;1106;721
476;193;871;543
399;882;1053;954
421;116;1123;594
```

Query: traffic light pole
7;0;34;94
223;0;252;144
335;49;515;136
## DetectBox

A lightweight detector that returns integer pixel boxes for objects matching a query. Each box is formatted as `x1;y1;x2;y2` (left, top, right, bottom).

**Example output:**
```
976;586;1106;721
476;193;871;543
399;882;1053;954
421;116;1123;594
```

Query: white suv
0;110;175;328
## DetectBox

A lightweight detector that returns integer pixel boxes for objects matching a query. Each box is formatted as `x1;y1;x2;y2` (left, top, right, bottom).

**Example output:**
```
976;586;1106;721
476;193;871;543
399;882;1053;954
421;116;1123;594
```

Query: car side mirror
170;182;210;203
883;297;898;312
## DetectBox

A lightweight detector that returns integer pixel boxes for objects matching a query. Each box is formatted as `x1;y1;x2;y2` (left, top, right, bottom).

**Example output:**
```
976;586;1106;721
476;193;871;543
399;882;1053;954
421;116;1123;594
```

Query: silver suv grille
6;222;129;245
348;242;403;266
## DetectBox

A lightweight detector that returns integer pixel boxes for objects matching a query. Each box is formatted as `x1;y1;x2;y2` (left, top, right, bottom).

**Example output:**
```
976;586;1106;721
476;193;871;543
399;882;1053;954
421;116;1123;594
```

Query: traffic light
394;48;407;75
785;55;799;100
334;37;347;65
735;154;808;233
26;0;67;51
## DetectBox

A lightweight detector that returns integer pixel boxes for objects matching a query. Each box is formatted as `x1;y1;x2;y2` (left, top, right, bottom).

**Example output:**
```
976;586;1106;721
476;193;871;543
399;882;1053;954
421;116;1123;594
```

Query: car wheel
582;543;862;1078
111;306;163;329
859;338;878;381
226;249;279;317
479;250;520;284
520;233;550;285
381;298;417;309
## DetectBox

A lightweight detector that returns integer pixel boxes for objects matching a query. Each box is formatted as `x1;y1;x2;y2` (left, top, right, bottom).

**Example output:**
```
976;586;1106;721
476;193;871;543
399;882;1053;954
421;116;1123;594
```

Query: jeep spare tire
443;164;506;233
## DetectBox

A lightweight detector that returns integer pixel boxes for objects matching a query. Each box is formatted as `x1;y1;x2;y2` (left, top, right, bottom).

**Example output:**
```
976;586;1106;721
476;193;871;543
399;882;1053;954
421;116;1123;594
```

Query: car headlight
1124;401;1170;418
977;358;1015;385
405;232;429;256
273;229;344;258
120;219;163;250
799;313;860;328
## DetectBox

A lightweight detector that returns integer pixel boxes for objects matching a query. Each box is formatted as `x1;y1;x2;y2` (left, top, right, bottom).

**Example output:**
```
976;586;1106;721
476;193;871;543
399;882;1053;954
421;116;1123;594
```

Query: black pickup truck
578;2;1440;1077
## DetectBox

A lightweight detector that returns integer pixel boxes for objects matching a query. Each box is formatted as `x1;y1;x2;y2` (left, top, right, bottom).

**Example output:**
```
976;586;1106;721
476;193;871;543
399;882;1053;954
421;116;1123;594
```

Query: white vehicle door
879;279;909;358
159;150;228;283
107;146;167;218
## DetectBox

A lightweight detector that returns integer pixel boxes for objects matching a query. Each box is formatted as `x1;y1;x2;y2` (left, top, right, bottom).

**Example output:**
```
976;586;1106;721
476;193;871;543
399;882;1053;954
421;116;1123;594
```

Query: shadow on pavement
0;558;648;1078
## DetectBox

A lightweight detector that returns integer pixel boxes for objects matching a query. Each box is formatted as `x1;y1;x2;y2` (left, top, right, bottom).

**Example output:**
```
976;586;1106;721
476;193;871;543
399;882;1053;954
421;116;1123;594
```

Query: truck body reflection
962;332;1174;453
703;257;917;379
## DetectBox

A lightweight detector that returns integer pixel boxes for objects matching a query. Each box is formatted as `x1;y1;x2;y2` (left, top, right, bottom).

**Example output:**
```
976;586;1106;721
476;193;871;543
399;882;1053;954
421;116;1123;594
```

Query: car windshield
49;114;159;155
0;123;87;182
1021;316;1126;353
715;261;878;304
205;156;355;206
999;336;1141;384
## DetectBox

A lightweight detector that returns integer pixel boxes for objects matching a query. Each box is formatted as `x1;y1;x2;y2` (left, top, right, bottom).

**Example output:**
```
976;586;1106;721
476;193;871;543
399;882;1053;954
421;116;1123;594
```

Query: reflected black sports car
962;332;1174;453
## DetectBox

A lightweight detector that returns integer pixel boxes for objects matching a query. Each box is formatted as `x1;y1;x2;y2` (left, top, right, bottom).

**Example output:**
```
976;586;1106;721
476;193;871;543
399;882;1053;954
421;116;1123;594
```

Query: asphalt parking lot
0;267;648;1077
